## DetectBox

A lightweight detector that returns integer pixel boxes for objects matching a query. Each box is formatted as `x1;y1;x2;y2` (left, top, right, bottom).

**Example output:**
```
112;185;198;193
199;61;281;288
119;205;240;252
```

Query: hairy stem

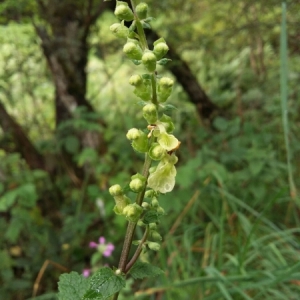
125;226;149;273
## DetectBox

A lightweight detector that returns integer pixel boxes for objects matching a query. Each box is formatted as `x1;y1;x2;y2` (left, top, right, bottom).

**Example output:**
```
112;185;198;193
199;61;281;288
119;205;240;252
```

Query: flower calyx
114;1;134;22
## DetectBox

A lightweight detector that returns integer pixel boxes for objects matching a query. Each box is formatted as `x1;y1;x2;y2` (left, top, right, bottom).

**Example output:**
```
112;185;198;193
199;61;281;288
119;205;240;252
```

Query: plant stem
125;226;149;272
130;0;149;51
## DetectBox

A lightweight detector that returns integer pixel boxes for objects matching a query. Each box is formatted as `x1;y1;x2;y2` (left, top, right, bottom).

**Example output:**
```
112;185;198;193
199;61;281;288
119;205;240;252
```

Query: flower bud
109;184;123;196
149;143;165;161
149;222;157;230
153;42;169;60
123;42;143;60
157;77;174;102
123;203;143;222
129;74;143;86
157;207;165;215
151;230;162;241
143;103;158;124
142;50;157;72
130;178;144;192
114;2;134;21
145;190;155;198
137;220;146;227
151;197;159;207
126;128;141;140
136;2;148;19
110;23;129;39
148;241;160;251
132;132;149;153
142;202;150;209
113;195;131;215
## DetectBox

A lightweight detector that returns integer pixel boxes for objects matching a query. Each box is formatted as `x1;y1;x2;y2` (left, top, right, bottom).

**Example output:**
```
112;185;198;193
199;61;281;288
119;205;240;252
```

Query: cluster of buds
109;1;180;254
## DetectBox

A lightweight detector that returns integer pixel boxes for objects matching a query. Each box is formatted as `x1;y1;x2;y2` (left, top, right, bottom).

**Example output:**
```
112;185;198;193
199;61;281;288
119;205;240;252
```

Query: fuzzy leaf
83;267;125;300
143;211;159;224
129;262;164;279
157;58;172;66
57;272;89;300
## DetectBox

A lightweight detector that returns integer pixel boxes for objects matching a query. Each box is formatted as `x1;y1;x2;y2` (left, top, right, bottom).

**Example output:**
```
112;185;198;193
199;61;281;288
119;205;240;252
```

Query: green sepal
157;77;174;103
142;21;152;29
159;114;175;133
123;203;143;222
143;103;158;124
114;1;134;21
123;41;143;60
142;50;157;72
136;2;148;19
132;132;149;153
153;39;169;60
110;21;129;39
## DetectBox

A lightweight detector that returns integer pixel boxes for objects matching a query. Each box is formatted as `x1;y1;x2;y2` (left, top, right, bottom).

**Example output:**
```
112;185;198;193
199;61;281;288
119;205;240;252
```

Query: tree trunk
0;101;45;170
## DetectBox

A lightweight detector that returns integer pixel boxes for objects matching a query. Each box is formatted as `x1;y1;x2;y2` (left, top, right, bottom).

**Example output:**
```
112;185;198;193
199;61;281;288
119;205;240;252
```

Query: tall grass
130;3;300;299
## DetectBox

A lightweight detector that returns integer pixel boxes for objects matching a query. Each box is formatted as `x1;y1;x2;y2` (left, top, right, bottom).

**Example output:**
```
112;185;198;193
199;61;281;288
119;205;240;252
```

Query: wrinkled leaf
83;267;125;300
129;262;164;279
57;272;89;300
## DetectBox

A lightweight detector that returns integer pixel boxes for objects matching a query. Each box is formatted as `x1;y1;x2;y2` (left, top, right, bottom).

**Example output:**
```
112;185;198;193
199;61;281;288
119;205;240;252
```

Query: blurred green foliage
0;0;300;299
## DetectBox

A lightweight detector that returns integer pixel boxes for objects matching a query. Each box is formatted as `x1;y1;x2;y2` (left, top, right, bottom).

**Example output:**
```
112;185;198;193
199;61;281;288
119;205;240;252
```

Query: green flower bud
151;230;162;241
151;197;159;207
130;178;144;192
137;220;146;227
129;74;143;86
126;128;141;140
149;222;157;230
148;241;160;251
144;190;155;198
132;132;149;153
157;207;165;215
123;203;143;222
153;42;169;60
143;103;158;124
142;50;157;72
123;42;143;60
114;2;134;21
142;202;150;209
136;2;148;19
149;143;165;161
113;195;131;215
110;23;129;39
157;77;174;102
109;184;123;196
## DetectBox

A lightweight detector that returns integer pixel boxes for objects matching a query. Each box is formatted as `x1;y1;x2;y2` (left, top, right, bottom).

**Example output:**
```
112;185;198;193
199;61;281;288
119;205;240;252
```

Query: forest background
0;0;300;299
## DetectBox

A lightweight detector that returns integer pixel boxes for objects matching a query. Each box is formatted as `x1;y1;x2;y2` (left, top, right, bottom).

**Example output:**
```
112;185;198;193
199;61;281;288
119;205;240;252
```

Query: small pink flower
88;237;115;257
82;269;90;277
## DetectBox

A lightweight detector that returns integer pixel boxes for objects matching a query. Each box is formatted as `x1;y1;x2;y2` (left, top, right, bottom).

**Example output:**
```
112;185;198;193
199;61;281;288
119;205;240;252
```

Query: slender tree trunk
0;101;45;170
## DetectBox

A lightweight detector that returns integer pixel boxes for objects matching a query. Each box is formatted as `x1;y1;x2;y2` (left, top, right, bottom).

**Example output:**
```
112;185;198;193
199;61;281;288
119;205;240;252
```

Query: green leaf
64;135;80;154
57;272;89;300
143;211;159;224
0;189;18;212
83;267;125;300
129;262;164;279
157;58;172;66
